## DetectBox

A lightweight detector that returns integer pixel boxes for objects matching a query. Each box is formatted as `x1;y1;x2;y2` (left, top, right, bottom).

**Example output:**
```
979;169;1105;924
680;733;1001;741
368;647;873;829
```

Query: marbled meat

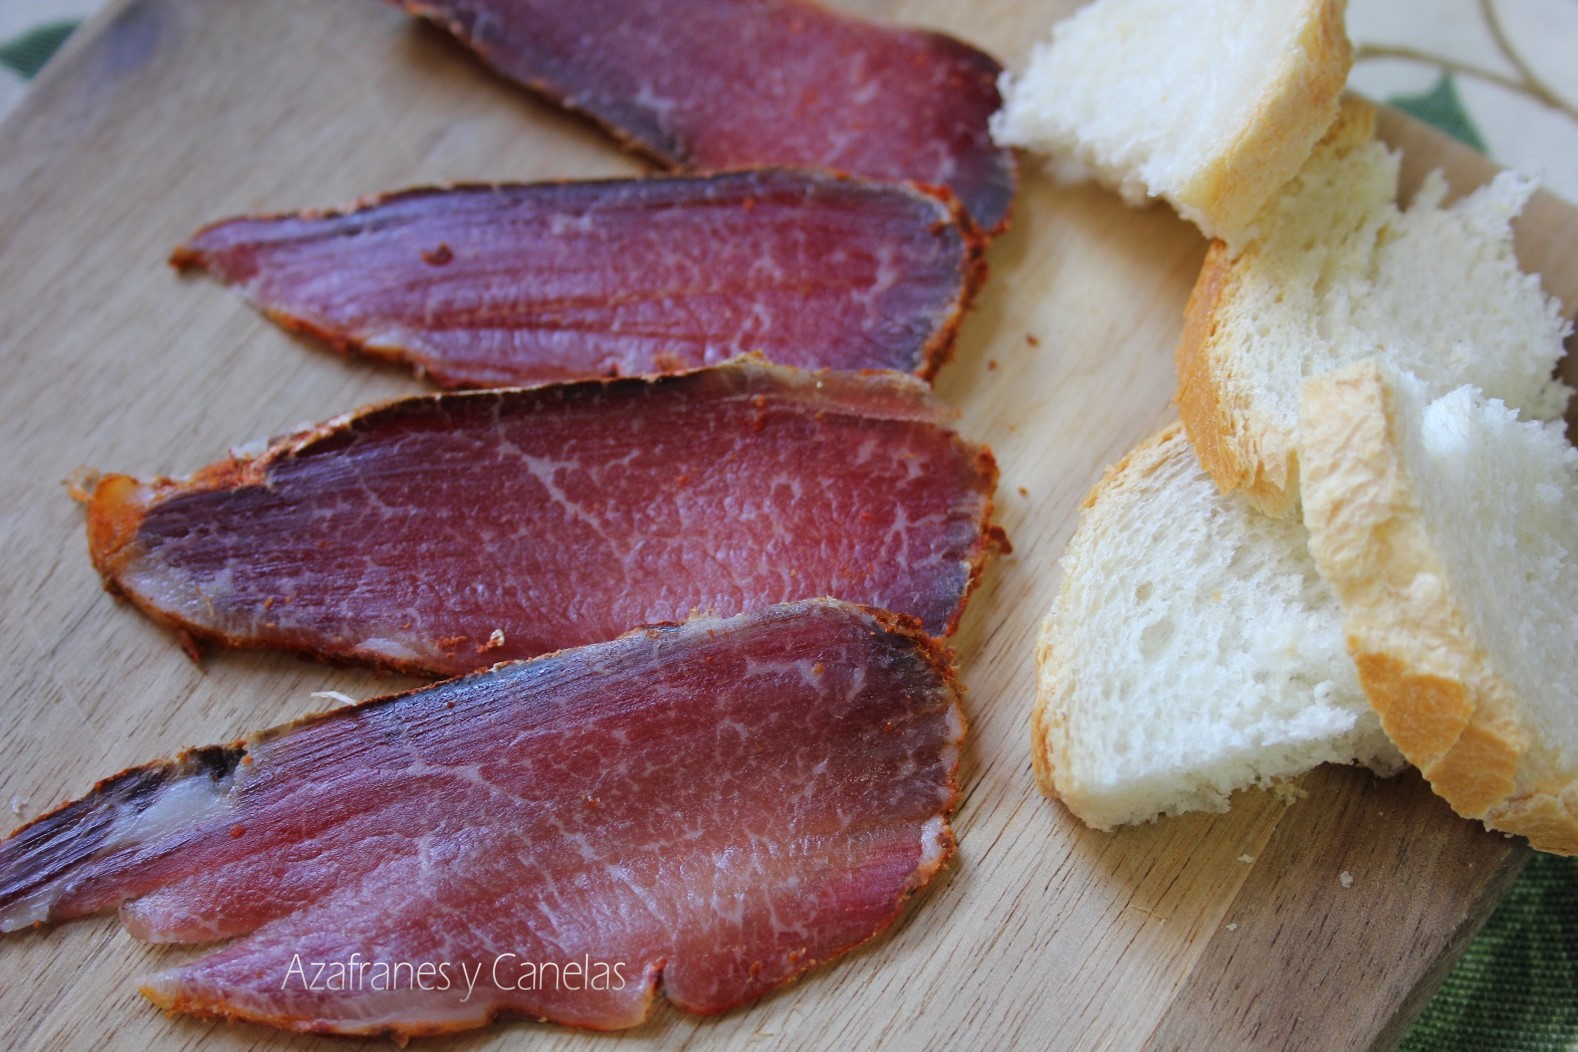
0;600;964;1036
172;171;985;388
81;360;1005;677
391;0;1016;234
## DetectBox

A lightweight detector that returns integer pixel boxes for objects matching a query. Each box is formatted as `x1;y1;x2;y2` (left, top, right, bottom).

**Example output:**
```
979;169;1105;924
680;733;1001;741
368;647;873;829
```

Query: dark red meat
82;360;1005;676
171;171;984;388
393;0;1016;234
0;600;964;1036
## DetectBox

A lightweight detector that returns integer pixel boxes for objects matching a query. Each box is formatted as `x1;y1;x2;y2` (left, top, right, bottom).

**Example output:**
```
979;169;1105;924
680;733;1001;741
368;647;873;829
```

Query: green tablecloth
3;1;1576;1048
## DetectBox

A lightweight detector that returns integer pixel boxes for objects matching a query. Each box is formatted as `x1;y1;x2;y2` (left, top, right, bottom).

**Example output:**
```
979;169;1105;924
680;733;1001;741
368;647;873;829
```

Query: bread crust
1176;97;1379;519
1300;360;1577;854
1178;0;1353;244
1029;613;1059;798
1175;242;1299;516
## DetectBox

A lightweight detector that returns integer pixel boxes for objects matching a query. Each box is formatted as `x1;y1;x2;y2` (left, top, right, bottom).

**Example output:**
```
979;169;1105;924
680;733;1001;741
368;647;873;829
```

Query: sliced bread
1301;360;1578;855
1178;98;1573;517
1033;424;1401;830
991;0;1351;246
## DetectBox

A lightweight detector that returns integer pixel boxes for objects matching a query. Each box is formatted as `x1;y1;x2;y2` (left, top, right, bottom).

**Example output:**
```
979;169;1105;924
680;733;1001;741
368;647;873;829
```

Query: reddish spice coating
391;0;1016;234
82;360;1006;676
0;600;965;1036
171;171;986;388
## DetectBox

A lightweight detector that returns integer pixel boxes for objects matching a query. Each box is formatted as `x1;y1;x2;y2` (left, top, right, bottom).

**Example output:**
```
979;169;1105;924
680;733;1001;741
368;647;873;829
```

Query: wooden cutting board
2;1;1572;1048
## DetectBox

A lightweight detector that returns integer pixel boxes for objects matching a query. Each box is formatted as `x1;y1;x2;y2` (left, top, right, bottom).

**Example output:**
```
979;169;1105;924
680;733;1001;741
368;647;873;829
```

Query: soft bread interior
1035;425;1401;830
1181;98;1572;515
993;0;1349;244
1300;361;1578;853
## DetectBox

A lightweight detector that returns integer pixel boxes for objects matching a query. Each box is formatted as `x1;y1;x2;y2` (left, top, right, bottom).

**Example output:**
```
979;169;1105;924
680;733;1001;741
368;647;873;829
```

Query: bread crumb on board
1338;870;1355;888
1272;782;1309;805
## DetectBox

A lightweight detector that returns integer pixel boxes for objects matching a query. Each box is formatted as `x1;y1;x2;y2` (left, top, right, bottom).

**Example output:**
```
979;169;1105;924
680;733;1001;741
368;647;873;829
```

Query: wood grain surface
0;1;1568;1049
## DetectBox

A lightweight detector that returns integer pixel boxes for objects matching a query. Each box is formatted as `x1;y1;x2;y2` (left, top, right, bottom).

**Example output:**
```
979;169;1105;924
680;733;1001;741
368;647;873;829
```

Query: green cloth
1403;854;1578;1050
1389;73;1489;156
0;20;77;79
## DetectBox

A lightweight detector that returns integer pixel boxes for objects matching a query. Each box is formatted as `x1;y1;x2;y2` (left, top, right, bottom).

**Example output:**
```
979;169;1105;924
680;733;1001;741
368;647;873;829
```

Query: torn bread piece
1301;360;1578;855
992;0;1350;245
1033;425;1401;831
1179;98;1572;517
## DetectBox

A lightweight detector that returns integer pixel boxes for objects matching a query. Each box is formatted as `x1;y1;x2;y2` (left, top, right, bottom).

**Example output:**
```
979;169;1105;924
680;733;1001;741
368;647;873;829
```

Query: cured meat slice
0;600;965;1036
391;0;1016;235
81;360;1005;677
171;171;984;388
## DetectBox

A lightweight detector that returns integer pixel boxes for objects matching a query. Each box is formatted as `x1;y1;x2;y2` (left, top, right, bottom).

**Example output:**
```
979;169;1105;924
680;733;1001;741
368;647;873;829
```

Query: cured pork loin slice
82;360;1004;677
391;0;1016;234
172;171;984;388
0;600;964;1036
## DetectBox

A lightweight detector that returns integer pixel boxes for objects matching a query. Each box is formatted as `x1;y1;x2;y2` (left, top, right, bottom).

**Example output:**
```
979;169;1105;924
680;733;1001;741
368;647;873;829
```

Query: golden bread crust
1179;0;1354;244
1175;242;1299;516
1176;97;1379;519
1301;360;1575;854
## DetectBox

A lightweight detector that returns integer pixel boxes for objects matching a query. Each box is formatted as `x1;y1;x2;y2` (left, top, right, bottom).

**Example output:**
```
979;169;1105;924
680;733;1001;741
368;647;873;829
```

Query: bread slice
1033;424;1401;830
1300;360;1578;854
1178;98;1573;517
991;0;1350;246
